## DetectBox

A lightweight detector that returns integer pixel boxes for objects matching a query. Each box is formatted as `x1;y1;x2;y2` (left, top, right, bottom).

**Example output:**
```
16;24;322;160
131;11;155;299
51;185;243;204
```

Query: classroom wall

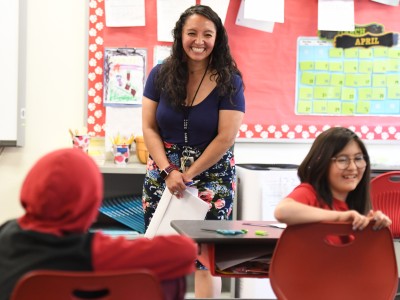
0;0;399;224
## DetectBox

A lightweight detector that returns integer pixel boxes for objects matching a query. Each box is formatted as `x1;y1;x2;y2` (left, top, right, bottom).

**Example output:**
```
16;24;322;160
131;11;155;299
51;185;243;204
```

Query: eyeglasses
331;155;367;170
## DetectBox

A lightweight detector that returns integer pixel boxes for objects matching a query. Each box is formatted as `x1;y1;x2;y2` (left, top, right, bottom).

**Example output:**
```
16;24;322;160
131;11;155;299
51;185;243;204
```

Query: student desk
171;220;284;278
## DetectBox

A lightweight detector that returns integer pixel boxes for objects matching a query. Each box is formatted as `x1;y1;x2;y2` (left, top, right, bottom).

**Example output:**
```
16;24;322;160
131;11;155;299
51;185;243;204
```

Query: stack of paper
144;187;209;238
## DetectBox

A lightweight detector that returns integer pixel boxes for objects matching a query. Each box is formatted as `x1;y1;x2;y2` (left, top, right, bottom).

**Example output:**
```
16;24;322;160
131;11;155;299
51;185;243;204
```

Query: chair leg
161;276;187;300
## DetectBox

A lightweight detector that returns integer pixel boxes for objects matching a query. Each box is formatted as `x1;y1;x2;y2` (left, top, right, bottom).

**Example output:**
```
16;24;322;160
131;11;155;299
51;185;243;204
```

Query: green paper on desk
255;230;268;236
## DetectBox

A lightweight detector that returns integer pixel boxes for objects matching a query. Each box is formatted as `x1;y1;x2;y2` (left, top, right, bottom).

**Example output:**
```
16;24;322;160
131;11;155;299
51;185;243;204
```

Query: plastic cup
113;144;130;165
72;135;90;152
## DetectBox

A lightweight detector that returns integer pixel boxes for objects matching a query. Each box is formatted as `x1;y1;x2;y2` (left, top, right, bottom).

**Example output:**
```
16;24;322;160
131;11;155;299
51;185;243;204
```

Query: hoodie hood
18;148;103;236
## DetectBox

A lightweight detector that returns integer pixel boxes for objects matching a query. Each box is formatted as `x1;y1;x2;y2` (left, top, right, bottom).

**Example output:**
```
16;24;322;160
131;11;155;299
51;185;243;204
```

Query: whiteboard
0;0;24;146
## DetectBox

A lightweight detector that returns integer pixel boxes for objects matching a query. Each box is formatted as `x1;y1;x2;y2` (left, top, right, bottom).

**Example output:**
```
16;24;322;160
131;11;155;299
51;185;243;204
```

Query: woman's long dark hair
154;5;243;108
297;127;371;214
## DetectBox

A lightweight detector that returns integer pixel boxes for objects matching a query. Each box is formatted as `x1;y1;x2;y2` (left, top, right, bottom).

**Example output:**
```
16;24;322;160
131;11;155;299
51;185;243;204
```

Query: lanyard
183;64;209;146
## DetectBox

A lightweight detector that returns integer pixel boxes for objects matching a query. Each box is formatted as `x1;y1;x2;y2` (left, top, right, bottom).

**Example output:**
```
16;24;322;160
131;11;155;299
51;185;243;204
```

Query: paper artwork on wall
153;46;171;66
104;0;145;27
236;0;274;33
371;0;399;6
318;0;354;31
156;0;195;42
244;0;284;23
103;48;147;105
200;0;230;24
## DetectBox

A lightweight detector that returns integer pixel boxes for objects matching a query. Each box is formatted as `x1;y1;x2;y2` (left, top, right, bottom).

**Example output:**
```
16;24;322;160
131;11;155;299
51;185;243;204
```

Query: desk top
171;220;284;244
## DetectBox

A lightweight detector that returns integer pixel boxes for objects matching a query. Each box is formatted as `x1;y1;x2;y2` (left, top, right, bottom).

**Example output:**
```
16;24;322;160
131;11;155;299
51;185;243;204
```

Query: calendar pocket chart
296;36;400;116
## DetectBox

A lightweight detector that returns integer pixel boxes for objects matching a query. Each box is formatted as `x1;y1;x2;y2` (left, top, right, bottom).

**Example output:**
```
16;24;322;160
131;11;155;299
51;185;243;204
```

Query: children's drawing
103;48;147;105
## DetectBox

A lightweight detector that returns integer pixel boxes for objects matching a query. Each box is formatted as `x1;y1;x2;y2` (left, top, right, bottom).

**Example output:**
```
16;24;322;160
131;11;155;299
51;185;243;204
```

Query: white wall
0;0;87;222
0;0;399;224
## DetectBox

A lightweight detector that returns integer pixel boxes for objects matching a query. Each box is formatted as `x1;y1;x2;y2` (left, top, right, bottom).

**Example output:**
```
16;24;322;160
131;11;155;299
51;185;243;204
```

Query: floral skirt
141;142;237;269
142;142;236;226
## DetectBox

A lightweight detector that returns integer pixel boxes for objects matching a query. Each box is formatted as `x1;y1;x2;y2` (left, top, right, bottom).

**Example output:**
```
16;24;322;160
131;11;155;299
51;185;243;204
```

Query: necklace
183;63;209;145
187;65;209;107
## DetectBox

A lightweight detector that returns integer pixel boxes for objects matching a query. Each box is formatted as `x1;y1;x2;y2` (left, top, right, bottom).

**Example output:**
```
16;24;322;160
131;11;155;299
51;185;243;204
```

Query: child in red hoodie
0;148;197;300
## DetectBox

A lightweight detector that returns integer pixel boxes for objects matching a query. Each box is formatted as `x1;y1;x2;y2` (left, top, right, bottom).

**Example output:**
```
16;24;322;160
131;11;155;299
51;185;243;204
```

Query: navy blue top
143;64;245;149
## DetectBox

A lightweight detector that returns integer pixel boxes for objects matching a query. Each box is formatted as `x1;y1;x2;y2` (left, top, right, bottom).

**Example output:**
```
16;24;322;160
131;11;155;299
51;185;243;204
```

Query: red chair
10;269;164;300
370;171;400;238
269;222;398;300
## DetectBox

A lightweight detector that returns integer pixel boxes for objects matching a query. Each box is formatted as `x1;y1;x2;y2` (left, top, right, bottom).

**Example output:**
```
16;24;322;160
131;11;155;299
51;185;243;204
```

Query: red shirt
286;183;353;245
287;183;349;211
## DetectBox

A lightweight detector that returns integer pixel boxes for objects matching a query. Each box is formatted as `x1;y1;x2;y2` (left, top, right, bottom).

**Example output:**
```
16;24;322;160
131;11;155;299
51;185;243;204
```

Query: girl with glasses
274;127;392;231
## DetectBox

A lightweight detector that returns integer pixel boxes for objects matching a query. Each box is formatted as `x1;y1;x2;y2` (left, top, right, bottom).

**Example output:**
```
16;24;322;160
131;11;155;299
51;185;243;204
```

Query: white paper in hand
144;187;209;238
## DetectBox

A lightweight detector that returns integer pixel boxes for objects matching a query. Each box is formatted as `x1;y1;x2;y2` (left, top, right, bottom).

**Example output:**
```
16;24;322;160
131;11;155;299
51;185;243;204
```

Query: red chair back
270;222;398;300
10;269;164;300
370;171;400;238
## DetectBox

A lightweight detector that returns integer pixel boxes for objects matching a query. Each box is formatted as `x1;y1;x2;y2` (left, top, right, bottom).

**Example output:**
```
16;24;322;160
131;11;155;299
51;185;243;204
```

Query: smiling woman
140;4;245;298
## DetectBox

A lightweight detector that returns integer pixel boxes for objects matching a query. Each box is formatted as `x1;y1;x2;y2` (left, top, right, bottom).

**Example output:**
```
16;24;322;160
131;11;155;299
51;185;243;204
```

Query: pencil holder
113;144;130;165
72;135;90;153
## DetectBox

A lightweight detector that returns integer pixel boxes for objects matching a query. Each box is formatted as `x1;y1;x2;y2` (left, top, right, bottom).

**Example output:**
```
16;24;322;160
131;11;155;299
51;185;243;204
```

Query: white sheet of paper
104;0;145;27
153;45;171;66
244;0;284;23
318;0;354;31
261;170;300;221
157;0;195;42
200;0;230;24
236;0;274;33
371;0;399;5
144;188;209;238
268;223;287;229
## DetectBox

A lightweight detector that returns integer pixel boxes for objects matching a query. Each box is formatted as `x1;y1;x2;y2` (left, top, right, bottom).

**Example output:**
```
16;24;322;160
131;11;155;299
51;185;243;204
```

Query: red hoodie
0;148;196;297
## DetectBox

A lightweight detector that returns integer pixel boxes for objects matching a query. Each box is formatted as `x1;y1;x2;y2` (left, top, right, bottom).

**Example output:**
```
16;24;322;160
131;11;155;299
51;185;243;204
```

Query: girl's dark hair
154;5;243;108
297;127;371;214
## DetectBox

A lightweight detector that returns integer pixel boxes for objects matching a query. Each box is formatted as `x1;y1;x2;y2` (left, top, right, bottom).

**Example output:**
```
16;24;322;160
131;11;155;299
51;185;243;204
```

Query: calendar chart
296;37;400;116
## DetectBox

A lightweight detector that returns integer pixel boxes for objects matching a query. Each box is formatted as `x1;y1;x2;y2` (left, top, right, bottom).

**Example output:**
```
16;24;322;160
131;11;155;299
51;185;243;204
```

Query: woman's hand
367;210;392;230
165;170;188;198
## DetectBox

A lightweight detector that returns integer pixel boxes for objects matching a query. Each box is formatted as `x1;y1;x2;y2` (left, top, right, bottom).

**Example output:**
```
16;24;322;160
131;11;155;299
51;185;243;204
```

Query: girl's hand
367;210;392;230
337;210;370;231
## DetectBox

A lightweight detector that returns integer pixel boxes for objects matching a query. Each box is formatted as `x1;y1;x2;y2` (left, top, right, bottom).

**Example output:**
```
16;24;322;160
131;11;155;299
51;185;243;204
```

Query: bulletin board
87;0;400;141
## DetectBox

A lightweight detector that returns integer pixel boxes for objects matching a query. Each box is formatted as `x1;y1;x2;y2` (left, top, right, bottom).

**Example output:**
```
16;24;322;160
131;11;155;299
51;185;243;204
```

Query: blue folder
99;195;145;233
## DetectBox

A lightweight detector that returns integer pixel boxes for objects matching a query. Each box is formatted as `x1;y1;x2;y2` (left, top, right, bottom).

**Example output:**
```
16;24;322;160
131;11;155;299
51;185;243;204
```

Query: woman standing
141;5;245;298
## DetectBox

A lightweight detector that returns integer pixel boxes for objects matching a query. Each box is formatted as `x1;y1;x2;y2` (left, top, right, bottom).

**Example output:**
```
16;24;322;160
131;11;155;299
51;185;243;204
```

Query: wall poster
296;27;400;117
87;0;400;141
103;47;146;105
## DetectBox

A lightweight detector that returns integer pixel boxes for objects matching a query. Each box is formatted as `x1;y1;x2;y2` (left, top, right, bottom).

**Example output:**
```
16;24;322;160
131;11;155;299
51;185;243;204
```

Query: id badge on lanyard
180;147;195;172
